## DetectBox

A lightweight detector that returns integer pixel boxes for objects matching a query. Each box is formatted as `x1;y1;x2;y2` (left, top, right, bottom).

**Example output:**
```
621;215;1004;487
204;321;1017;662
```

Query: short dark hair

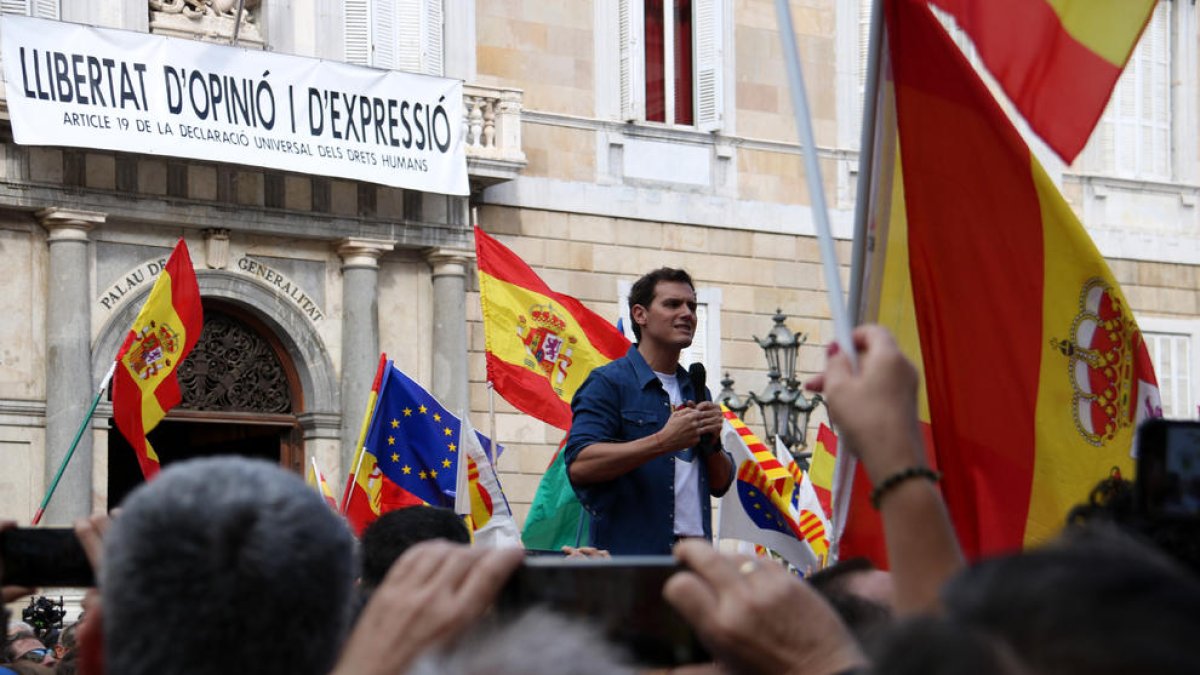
938;525;1200;675
360;506;471;589
627;268;694;342
102;457;356;675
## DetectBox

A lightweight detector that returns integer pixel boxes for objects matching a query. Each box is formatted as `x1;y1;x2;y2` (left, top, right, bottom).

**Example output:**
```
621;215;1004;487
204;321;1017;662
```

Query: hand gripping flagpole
32;360;118;525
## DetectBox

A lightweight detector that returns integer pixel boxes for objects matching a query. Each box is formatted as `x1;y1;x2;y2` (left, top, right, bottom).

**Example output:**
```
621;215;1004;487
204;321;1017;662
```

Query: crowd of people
3;311;1200;672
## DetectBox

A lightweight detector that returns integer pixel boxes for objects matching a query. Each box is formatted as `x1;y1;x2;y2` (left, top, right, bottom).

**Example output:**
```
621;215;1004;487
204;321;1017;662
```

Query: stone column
39;208;105;523
337;238;393;469
424;247;474;417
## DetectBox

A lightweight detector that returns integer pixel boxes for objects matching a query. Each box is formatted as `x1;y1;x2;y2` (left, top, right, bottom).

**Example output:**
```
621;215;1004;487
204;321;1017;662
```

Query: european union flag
363;362;499;507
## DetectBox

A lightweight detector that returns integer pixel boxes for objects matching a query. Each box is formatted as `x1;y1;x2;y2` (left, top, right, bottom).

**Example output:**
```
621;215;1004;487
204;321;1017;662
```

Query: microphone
688;363;716;456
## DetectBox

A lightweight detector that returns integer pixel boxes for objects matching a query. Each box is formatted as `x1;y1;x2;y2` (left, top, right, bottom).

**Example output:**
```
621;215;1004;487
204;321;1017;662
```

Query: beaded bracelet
870;466;942;509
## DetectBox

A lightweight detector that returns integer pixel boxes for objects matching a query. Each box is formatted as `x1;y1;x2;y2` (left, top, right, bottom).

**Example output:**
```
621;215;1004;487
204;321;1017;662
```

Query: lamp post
717;309;822;463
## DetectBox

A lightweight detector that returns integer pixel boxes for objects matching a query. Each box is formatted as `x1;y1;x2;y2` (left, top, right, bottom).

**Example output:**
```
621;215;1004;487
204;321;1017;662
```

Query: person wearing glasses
3;632;56;667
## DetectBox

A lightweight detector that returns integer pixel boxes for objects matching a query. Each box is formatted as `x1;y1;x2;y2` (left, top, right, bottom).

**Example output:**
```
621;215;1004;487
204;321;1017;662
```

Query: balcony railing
463;84;527;186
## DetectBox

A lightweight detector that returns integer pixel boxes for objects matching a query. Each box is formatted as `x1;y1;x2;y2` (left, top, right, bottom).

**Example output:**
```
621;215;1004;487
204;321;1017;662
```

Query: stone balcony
463;84;527;187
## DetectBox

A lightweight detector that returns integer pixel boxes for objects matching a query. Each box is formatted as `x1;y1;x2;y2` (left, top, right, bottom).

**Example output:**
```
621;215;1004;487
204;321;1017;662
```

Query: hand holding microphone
687;363;721;458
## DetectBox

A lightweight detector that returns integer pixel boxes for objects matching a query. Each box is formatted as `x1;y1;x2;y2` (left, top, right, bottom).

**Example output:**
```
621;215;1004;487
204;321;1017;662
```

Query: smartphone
496;555;708;667
1136;419;1200;520
0;527;95;587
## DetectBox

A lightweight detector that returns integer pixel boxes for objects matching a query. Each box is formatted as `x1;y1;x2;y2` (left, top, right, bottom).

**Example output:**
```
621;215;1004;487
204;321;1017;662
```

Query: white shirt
655;370;704;537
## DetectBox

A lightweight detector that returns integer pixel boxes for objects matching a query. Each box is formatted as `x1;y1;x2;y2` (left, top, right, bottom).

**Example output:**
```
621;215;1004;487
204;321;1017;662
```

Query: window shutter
344;0;370;65
32;0;54;18
423;0;444;76
1146;332;1192;419
693;0;723;132
618;0;646;122
370;0;397;69
1;1;31;16
396;0;422;73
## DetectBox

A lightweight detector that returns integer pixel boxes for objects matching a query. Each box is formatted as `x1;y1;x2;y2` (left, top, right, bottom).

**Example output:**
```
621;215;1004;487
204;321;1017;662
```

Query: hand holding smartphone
496;555;708;667
0;527;95;587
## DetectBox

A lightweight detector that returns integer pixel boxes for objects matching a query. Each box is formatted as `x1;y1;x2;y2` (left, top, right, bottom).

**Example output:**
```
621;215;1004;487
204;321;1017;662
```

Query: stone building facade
0;0;1196;531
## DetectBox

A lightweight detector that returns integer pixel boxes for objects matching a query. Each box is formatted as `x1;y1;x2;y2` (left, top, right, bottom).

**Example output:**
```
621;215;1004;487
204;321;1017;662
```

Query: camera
1135;419;1200;520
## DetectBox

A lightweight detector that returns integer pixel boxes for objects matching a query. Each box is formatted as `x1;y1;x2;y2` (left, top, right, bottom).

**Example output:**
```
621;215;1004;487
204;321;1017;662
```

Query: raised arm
806;324;964;615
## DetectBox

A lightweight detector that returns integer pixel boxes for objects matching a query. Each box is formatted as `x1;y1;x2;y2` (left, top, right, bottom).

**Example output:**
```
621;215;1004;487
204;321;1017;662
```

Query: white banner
1;16;468;195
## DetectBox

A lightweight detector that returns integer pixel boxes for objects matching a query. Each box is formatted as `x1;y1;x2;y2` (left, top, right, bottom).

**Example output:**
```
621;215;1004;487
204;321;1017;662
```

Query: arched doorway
107;302;304;508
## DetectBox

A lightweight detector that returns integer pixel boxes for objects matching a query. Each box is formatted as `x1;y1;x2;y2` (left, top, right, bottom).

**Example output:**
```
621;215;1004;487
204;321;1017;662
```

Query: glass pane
673;0;694;125
645;0;667;122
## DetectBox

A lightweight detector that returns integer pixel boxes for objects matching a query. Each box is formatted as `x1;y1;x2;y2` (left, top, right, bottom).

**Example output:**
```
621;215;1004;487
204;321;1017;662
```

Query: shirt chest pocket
620;409;660;441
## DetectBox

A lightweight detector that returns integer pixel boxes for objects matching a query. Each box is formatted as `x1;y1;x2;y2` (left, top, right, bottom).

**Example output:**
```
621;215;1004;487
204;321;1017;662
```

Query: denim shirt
564;346;732;555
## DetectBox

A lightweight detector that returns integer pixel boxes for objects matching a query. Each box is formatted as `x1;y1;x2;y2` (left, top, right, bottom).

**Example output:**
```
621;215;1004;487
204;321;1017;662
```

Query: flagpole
32;361;117;526
828;0;885;567
847;0;884;324
774;0;856;369
486;381;498;468
339;353;388;514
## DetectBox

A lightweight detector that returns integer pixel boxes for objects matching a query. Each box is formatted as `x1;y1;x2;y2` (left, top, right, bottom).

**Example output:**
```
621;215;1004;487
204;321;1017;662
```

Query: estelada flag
474;226;630;430
926;0;1157;164
112;238;203;479
845;0;1161;564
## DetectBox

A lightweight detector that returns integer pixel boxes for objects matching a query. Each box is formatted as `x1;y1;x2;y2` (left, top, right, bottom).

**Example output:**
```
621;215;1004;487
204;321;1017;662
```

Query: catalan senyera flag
454;413;521;548
474;226;630;431
307;457;338;511
717;406;829;570
845;0;1161;564
810;424;838;520
112;238;203;479
927;0;1158;163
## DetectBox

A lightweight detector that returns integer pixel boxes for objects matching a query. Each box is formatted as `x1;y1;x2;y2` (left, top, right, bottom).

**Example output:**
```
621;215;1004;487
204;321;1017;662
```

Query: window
0;0;57;19
1081;1;1171;180
619;0;723;131
344;0;443;76
618;281;723;384
1141;318;1200;420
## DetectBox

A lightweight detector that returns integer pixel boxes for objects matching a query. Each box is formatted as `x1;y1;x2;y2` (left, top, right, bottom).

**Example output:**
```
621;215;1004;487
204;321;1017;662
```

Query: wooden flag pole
32;361;118;525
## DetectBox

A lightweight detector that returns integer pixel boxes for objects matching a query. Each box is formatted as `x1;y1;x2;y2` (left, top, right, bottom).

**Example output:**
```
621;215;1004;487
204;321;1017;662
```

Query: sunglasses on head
18;647;51;662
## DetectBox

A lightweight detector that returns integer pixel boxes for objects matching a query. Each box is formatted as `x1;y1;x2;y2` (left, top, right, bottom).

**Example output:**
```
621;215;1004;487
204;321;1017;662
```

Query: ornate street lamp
719;309;822;461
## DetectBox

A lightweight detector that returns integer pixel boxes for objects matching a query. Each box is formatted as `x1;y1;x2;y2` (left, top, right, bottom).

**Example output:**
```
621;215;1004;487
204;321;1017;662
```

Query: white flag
455;413;522;548
717;412;825;571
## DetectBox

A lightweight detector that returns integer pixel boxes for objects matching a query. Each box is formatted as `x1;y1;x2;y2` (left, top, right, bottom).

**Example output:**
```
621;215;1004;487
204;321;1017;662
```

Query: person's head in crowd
407;608;634;675
53;621;78;660
2;633;54;668
807;557;895;644
627;267;694;343
874;524;1200;675
1065;468;1200;576
102;457;356;675
360;506;471;591
869;617;1028;675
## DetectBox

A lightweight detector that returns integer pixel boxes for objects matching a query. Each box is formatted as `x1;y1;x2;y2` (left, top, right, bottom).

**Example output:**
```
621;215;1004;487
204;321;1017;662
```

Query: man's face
633;280;697;350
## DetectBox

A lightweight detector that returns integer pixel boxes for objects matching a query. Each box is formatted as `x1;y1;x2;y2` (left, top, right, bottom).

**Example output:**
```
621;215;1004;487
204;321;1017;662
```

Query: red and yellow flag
111;239;203;479
810;424;838;520
847;0;1160;564
307;457;338;511
474;226;630;430
927;0;1157;163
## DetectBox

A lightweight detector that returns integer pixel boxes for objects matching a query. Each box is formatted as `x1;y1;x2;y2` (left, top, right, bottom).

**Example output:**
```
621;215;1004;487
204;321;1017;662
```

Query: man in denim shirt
565;268;734;555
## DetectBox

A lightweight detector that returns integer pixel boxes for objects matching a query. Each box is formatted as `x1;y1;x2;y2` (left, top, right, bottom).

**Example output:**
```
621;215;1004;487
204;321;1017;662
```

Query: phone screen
1137;419;1200;519
495;555;708;667
0;527;95;587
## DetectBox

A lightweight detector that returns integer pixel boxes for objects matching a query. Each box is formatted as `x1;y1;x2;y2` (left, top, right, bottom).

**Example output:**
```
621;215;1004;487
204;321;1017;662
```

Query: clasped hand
656;401;724;454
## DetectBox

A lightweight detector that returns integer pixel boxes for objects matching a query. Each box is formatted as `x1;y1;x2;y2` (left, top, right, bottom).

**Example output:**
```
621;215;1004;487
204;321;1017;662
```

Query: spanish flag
474;226;629;430
111;239;203;479
846;0;1161;563
927;0;1158;163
